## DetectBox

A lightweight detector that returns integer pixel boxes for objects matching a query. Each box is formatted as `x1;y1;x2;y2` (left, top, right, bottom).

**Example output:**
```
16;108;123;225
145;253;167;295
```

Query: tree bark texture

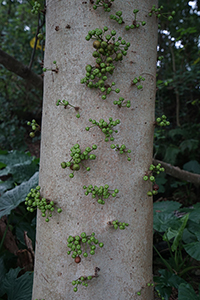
32;0;158;299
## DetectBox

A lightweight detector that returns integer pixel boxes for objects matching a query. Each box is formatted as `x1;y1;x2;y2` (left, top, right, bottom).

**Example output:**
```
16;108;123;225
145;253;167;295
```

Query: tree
32;1;158;299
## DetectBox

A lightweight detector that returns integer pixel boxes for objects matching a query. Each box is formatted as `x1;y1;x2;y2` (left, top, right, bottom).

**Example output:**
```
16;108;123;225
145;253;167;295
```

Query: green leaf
168;128;186;140
153;212;180;233
178;283;199;300
187;220;200;241
182;228;198;244
183;242;200;261
180;139;198;154
154;269;186;300
171;214;189;252
167;273;187;289
0;151;39;184
163;228;178;241
163;145;180;164
153;201;182;214
0;179;14;195
0;150;32;166
0;172;39;218
183;160;200;174
0;267;33;300
0;162;6;169
181;203;200;223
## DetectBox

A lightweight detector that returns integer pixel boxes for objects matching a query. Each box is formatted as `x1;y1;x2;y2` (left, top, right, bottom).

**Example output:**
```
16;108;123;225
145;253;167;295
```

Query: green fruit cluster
156;115;170;127
149;5;175;22
25;186;62;222
31;1;41;14
61;144;97;178
124;9;146;30
83;184;119;205
85;117;120;142
113;97;131;108
110;144;131;161
72;275;93;292
108;220;129;230
81;28;131;106
67;232;104;262
132;76;145;90
56;99;80;118
93;0;115;11
143;163;165;196
27;119;40;138
109;11;124;24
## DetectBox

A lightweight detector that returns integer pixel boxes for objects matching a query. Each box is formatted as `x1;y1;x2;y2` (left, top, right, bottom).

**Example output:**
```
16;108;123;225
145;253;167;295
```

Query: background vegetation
0;0;199;299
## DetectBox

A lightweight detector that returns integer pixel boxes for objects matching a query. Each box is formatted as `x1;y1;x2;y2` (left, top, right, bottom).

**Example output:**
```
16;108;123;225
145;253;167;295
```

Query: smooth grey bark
32;1;158;299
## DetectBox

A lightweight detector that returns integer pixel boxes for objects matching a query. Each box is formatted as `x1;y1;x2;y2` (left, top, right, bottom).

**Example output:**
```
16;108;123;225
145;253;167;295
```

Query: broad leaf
154;212;180;233
0;151;39;184
163;145;180;164
183;160;200;174
180;139;198;154
181;203;200;223
183;242;200;261
0;179;14;196
0;267;33;300
178;283;199;300
182;228;197;244
0;150;32;166
154;269;186;300
168;128;186;140
187;220;200;241
153;201;182;214
0;172;39;218
163;228;178;241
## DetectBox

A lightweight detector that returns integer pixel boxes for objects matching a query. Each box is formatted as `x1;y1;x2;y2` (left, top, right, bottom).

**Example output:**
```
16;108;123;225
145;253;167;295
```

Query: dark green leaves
0;172;38;218
0;150;39;184
0;267;33;300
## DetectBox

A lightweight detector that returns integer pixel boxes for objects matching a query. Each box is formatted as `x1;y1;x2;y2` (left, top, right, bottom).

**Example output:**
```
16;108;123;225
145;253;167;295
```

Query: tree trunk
32;1;158;299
